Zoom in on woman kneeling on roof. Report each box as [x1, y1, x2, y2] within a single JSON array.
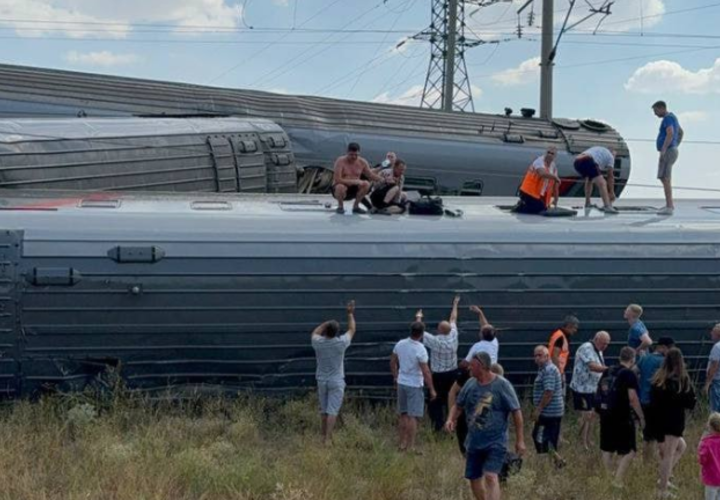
[[514, 147, 561, 215]]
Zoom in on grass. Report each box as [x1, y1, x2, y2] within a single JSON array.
[[0, 391, 708, 500]]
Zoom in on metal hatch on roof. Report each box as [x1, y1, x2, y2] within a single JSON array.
[[552, 118, 581, 130], [580, 119, 611, 133]]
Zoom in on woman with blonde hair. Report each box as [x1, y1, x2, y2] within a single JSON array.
[[650, 347, 697, 498]]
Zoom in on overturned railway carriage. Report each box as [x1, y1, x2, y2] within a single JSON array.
[[0, 191, 718, 397], [0, 118, 297, 193], [0, 63, 630, 197]]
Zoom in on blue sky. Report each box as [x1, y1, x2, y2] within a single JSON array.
[[0, 0, 718, 199]]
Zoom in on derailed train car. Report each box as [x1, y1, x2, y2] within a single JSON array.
[[0, 117, 297, 193], [0, 190, 718, 398], [0, 63, 631, 197]]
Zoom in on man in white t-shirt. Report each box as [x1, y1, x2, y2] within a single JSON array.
[[515, 147, 561, 214], [311, 300, 357, 444], [391, 321, 437, 452], [464, 305, 500, 365], [573, 146, 618, 214]]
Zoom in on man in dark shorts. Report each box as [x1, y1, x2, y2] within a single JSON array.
[[531, 346, 565, 468], [370, 158, 408, 213], [573, 146, 618, 214], [446, 352, 526, 500], [569, 331, 610, 450], [332, 142, 382, 214], [597, 346, 645, 486], [637, 336, 674, 461]]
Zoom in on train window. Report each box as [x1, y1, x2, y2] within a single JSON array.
[[460, 180, 484, 197], [79, 199, 121, 209], [404, 176, 438, 196], [190, 201, 233, 211]]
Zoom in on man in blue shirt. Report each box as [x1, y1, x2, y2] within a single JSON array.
[[446, 351, 526, 500], [636, 336, 674, 461], [625, 303, 652, 353], [652, 101, 684, 216]]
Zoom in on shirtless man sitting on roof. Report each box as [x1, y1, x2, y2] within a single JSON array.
[[332, 142, 382, 214]]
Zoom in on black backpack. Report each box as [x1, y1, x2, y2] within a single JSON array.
[[409, 196, 444, 216], [595, 365, 620, 414]]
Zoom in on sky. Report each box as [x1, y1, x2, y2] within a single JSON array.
[[0, 0, 718, 199]]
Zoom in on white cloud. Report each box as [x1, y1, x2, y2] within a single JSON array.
[[677, 111, 709, 124], [0, 0, 243, 38], [272, 0, 290, 6], [65, 50, 142, 67], [624, 59, 720, 95], [372, 84, 482, 108], [491, 57, 540, 86]]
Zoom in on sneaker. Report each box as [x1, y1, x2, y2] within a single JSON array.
[[335, 207, 345, 214], [601, 205, 619, 214], [352, 207, 367, 214], [657, 207, 674, 216]]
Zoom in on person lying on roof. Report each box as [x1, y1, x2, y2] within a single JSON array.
[[513, 147, 561, 215]]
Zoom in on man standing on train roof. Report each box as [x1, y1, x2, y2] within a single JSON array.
[[310, 300, 357, 445], [652, 100, 684, 216], [573, 146, 618, 214], [514, 147, 561, 214], [332, 142, 383, 215]]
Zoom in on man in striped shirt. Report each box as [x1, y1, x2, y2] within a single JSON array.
[[532, 345, 565, 468], [418, 295, 461, 432]]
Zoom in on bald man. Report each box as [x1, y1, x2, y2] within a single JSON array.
[[418, 295, 461, 432], [532, 346, 565, 467], [570, 331, 611, 450]]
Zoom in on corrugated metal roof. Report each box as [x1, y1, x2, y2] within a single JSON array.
[[0, 63, 628, 155], [0, 191, 718, 397]]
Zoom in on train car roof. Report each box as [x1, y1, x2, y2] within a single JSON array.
[[2, 191, 720, 249]]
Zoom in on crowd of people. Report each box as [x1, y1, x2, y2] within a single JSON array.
[[330, 100, 684, 218], [310, 300, 720, 500]]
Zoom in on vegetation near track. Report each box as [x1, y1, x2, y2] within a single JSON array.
[[0, 392, 708, 499]]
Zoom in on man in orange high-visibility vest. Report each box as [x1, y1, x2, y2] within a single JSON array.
[[548, 316, 580, 383], [514, 147, 561, 214]]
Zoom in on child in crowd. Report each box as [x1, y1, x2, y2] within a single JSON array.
[[699, 413, 720, 500]]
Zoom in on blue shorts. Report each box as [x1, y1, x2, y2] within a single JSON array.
[[711, 382, 720, 413], [465, 445, 506, 480]]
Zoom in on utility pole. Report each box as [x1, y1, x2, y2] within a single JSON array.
[[442, 0, 459, 112], [539, 0, 554, 120]]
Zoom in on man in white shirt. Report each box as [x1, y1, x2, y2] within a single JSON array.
[[418, 295, 461, 431], [464, 306, 500, 365], [573, 146, 618, 214], [515, 147, 561, 214], [391, 321, 437, 452], [311, 300, 357, 445]]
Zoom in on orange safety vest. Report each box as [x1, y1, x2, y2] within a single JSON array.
[[519, 161, 556, 207], [548, 329, 569, 374]]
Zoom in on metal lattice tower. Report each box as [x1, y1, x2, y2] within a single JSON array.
[[418, 0, 475, 112]]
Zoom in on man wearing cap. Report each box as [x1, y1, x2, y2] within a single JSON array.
[[652, 101, 684, 216], [636, 336, 675, 460], [446, 351, 526, 500]]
